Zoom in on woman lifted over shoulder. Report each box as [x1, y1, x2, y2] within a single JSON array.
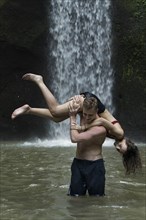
[[11, 73, 142, 174]]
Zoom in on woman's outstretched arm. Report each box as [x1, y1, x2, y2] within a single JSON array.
[[77, 117, 124, 140]]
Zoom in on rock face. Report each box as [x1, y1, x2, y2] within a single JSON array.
[[111, 0, 146, 142], [0, 0, 50, 140], [0, 0, 146, 142]]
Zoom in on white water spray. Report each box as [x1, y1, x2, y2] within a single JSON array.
[[47, 0, 114, 139]]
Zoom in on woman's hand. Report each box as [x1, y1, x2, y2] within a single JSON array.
[[69, 96, 81, 115]]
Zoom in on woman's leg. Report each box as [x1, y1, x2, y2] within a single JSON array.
[[22, 73, 75, 117], [11, 104, 68, 122], [11, 73, 83, 123]]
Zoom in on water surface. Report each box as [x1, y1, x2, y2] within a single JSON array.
[[0, 143, 145, 220]]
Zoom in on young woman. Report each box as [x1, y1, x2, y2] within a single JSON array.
[[11, 73, 142, 174]]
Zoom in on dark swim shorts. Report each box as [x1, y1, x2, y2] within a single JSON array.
[[68, 158, 106, 196], [80, 92, 106, 114]]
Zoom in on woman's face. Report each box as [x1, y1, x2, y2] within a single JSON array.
[[114, 139, 127, 154]]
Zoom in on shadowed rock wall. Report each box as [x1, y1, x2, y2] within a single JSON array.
[[111, 0, 146, 142], [0, 0, 51, 140]]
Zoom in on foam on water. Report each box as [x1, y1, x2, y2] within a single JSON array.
[[0, 138, 145, 148], [19, 137, 114, 148], [119, 181, 146, 186]]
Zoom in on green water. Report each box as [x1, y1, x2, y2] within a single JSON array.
[[0, 143, 145, 220]]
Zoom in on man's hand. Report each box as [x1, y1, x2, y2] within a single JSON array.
[[69, 95, 81, 115]]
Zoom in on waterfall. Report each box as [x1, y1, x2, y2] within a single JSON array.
[[47, 0, 114, 139]]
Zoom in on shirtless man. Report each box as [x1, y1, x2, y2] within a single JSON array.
[[68, 96, 106, 196]]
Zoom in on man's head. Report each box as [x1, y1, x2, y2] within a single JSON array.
[[114, 138, 142, 174], [82, 97, 98, 124]]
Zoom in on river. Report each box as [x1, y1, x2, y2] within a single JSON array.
[[0, 142, 145, 220]]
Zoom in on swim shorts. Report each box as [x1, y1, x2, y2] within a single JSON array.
[[80, 92, 105, 114], [68, 158, 105, 196]]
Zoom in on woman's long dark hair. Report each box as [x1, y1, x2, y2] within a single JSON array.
[[122, 138, 142, 174]]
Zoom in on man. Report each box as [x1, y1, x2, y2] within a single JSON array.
[[68, 96, 107, 196]]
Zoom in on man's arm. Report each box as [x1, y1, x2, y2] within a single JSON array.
[[70, 115, 106, 143], [81, 118, 124, 141]]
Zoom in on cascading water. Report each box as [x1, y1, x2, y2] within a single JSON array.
[[47, 0, 114, 140]]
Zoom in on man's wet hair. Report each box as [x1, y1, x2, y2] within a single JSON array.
[[80, 92, 105, 113], [83, 97, 98, 112]]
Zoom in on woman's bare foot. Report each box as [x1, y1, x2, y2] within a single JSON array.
[[22, 73, 43, 84], [11, 104, 30, 119]]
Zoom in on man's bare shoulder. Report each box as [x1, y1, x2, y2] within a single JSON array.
[[90, 124, 106, 131], [87, 125, 106, 136]]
